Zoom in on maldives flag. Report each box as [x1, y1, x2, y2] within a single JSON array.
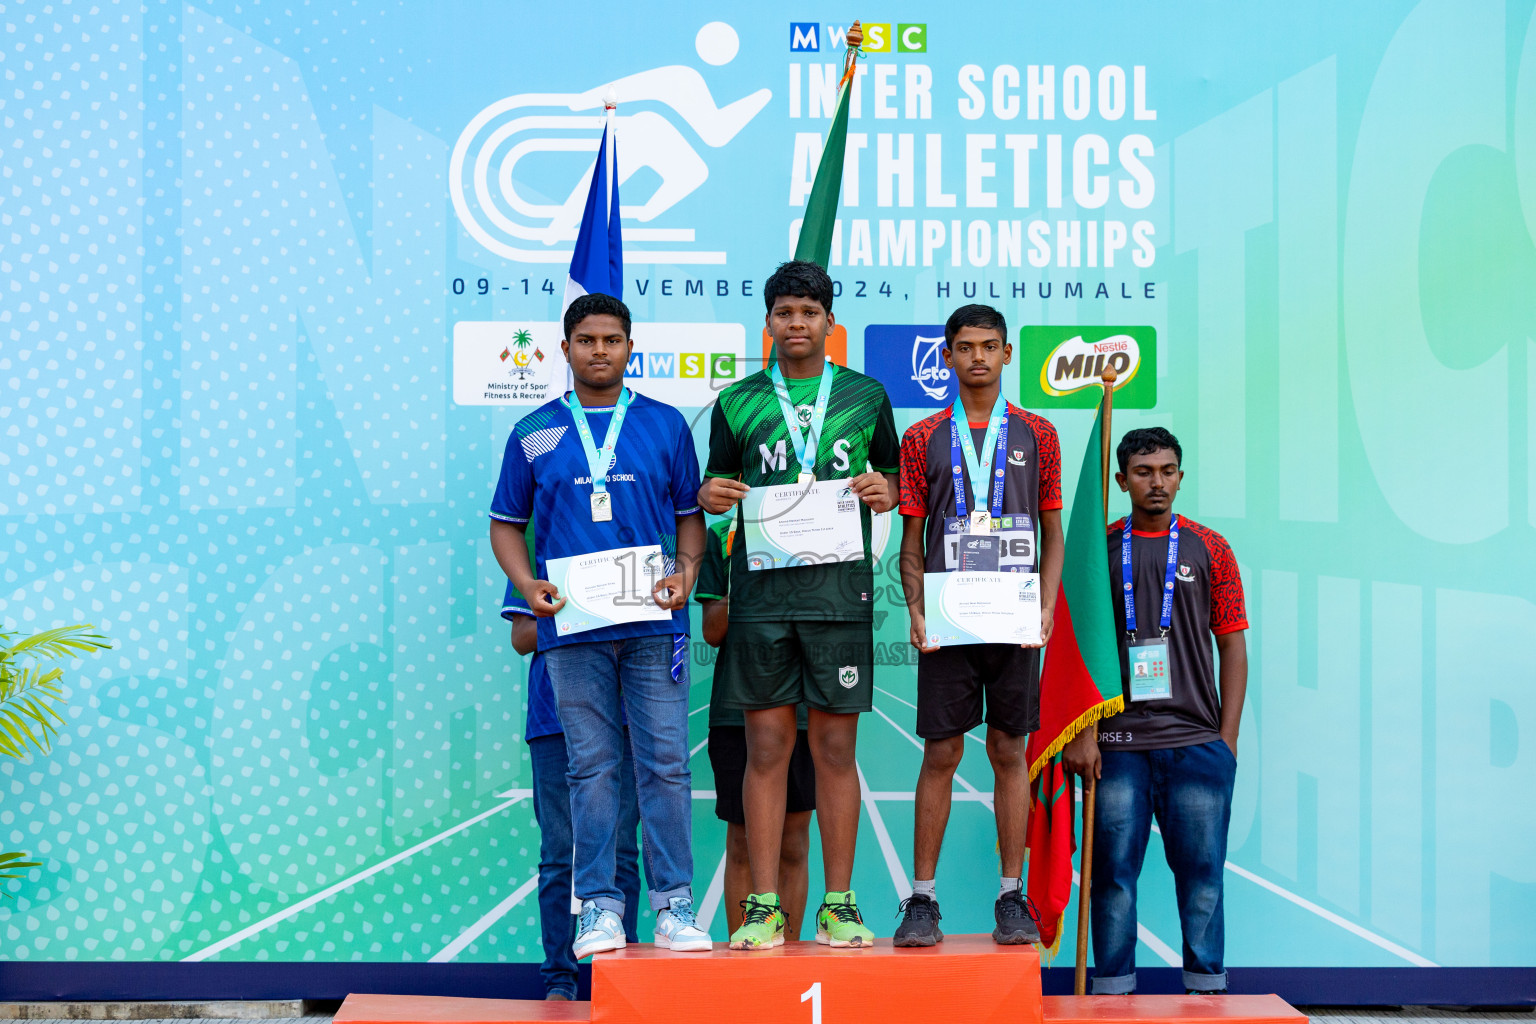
[[1025, 402, 1124, 952]]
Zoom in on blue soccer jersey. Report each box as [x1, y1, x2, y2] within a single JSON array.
[[501, 581, 562, 743], [490, 390, 701, 650]]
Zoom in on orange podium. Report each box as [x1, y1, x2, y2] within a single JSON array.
[[336, 939, 1307, 1024], [593, 934, 1039, 1024]]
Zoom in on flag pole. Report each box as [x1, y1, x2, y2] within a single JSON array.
[[602, 89, 617, 223], [1074, 363, 1119, 996]]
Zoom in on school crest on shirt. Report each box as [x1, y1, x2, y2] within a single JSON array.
[[1008, 447, 1028, 467], [838, 665, 859, 688], [1176, 562, 1196, 582]]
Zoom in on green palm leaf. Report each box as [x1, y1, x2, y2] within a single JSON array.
[[4, 625, 113, 660], [0, 624, 109, 760], [0, 851, 42, 898], [0, 623, 110, 897], [0, 665, 66, 758]]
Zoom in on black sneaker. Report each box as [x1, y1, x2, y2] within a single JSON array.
[[892, 893, 943, 947], [993, 886, 1041, 944]]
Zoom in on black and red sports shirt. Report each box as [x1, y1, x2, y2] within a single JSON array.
[[1097, 516, 1248, 751], [898, 402, 1062, 573]]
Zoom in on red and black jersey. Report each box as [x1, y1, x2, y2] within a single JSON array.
[[898, 402, 1062, 573], [1097, 516, 1248, 751]]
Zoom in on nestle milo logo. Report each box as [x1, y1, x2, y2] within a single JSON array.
[[1042, 334, 1143, 395], [1019, 326, 1157, 409]]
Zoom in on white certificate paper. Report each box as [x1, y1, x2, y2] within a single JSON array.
[[740, 478, 864, 571], [922, 571, 1042, 646], [547, 544, 671, 637]]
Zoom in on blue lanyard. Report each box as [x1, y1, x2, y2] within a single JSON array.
[[1122, 515, 1179, 638], [948, 396, 1008, 521], [565, 388, 633, 495], [770, 361, 835, 479]]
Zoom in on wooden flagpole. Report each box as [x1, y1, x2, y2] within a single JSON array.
[[1074, 363, 1118, 995]]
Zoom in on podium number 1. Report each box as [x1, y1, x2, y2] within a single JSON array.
[[800, 982, 822, 1024]]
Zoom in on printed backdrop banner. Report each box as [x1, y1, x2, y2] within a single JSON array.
[[0, 0, 1532, 971]]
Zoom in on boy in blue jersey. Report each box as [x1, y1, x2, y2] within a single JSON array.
[[503, 579, 643, 1000], [489, 293, 709, 958]]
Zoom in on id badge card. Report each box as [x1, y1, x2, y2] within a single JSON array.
[[942, 515, 1035, 572], [954, 533, 1002, 572], [1128, 639, 1172, 701]]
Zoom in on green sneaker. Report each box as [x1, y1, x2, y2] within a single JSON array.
[[729, 892, 786, 950], [816, 890, 875, 947]]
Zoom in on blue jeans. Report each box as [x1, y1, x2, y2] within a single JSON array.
[[544, 634, 692, 916], [528, 733, 642, 1000], [1090, 739, 1236, 994]]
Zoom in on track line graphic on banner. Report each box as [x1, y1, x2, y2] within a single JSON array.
[[449, 22, 770, 265]]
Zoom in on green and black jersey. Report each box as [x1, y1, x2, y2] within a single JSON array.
[[704, 365, 900, 622]]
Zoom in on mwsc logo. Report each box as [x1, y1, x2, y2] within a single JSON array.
[[1018, 326, 1158, 409], [625, 352, 738, 381], [625, 322, 747, 405], [789, 22, 926, 53]]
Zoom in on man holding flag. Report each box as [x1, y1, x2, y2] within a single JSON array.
[[1062, 427, 1249, 995]]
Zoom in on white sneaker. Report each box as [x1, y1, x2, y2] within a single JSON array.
[[653, 896, 712, 952], [573, 901, 626, 959]]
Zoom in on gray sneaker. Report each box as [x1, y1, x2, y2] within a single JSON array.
[[993, 886, 1040, 944], [893, 893, 943, 947]]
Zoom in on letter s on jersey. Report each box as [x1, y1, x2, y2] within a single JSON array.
[[832, 438, 851, 473]]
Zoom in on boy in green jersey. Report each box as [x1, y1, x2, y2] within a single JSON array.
[[698, 260, 900, 949], [696, 519, 816, 942]]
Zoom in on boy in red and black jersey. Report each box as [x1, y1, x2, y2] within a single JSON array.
[[1063, 427, 1249, 995], [894, 304, 1065, 946]]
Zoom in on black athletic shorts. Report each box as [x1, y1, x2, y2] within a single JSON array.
[[708, 725, 817, 826], [915, 644, 1040, 740]]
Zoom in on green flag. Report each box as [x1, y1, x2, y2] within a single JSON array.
[[793, 44, 858, 268], [1059, 406, 1124, 702], [1026, 402, 1124, 778]]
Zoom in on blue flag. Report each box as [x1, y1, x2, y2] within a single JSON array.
[[561, 123, 623, 315]]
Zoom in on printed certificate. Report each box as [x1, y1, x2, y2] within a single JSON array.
[[547, 544, 671, 637], [922, 571, 1042, 646], [740, 478, 864, 571]]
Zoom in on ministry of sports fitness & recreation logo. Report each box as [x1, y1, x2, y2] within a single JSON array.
[[449, 22, 770, 266], [499, 328, 544, 380]]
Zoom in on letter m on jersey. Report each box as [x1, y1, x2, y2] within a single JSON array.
[[759, 440, 788, 472]]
